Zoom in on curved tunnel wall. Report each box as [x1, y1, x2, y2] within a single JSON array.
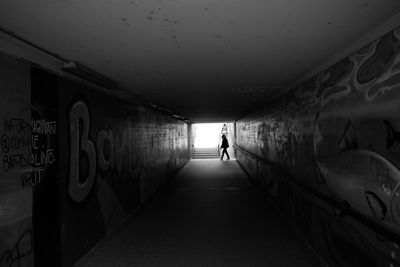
[[235, 26, 400, 267], [0, 52, 191, 267]]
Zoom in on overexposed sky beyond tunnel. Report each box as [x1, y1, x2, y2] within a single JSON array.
[[194, 123, 226, 148]]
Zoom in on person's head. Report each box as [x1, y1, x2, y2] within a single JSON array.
[[222, 134, 226, 139], [223, 124, 226, 126]]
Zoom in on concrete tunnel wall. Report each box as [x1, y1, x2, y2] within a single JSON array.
[[235, 26, 400, 267], [0, 52, 191, 267]]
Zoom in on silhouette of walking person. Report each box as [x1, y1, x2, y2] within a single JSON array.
[[220, 134, 230, 160]]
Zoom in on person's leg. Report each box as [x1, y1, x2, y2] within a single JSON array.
[[226, 149, 230, 160], [221, 148, 227, 160]]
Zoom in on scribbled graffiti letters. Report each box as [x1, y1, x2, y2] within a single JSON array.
[[20, 169, 44, 188], [1, 118, 31, 172]]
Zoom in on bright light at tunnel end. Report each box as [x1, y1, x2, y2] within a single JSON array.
[[193, 123, 226, 148]]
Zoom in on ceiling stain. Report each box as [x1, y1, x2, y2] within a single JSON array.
[[3, 0, 399, 123], [121, 18, 130, 26]]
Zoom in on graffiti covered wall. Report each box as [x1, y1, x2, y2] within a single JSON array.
[[0, 54, 61, 267], [0, 53, 33, 267], [1, 50, 190, 266], [236, 26, 400, 266], [58, 78, 190, 267]]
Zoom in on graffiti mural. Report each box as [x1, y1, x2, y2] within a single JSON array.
[[236, 26, 400, 266], [314, 112, 400, 228], [58, 78, 190, 267], [0, 47, 190, 266], [67, 100, 150, 204]]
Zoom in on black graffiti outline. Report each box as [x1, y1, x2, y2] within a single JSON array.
[[0, 228, 33, 267]]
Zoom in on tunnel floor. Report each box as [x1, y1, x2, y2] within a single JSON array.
[[76, 159, 325, 267]]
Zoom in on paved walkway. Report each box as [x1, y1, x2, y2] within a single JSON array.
[[77, 159, 325, 267]]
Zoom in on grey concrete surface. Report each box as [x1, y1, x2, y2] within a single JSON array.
[[76, 159, 324, 267]]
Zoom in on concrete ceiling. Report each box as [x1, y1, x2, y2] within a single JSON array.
[[1, 0, 400, 122]]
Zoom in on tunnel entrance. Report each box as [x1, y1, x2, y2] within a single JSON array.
[[192, 123, 234, 159]]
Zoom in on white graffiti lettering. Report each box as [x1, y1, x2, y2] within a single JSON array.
[[32, 120, 56, 135]]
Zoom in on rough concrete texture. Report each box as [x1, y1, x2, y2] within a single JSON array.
[[77, 159, 324, 267], [236, 26, 400, 266]]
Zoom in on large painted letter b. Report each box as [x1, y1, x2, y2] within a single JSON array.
[[68, 101, 96, 203]]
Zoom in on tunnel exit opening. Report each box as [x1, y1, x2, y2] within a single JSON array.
[[192, 123, 235, 159]]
